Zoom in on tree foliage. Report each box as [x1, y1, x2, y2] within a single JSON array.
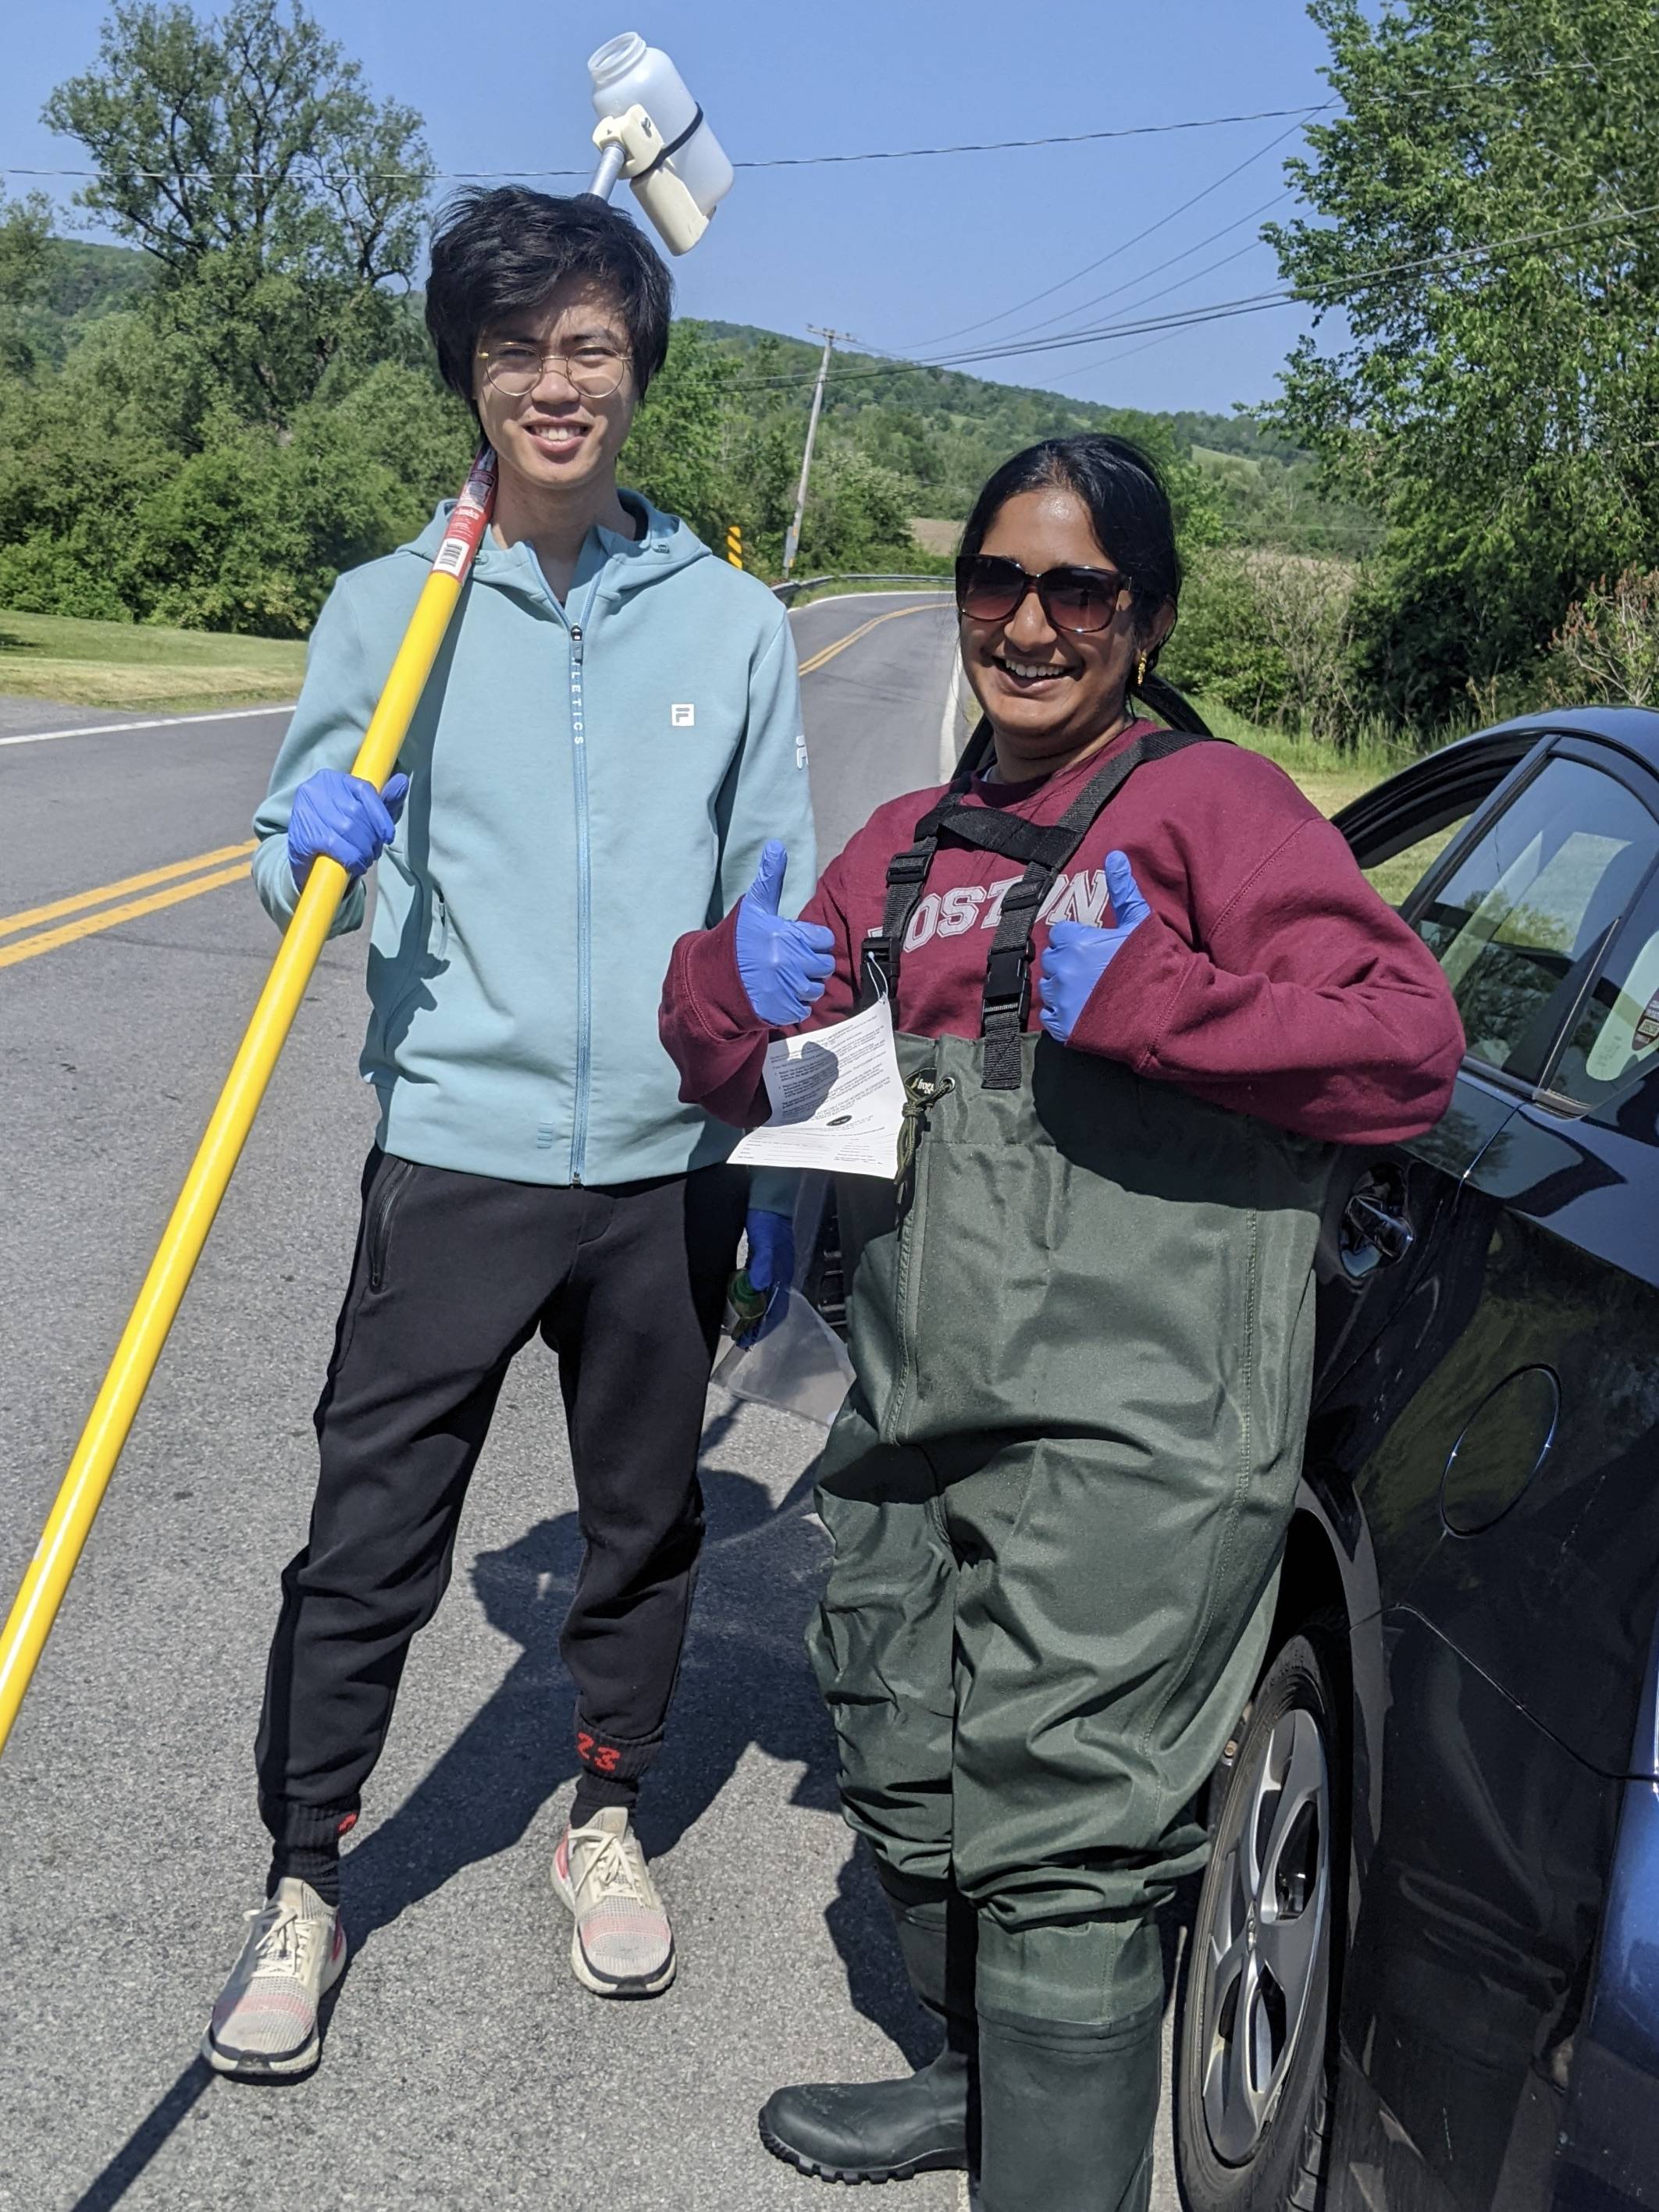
[[0, 192, 59, 374], [45, 0, 430, 425], [3, 0, 1377, 659], [1271, 0, 1659, 720]]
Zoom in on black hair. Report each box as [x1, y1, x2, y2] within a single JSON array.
[[958, 433, 1209, 737], [425, 186, 674, 416]]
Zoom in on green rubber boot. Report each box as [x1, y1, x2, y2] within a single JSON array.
[[975, 1997, 1162, 2212], [759, 1882, 978, 2185]]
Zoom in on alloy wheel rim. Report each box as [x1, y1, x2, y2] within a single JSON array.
[[1199, 1703, 1330, 2164]]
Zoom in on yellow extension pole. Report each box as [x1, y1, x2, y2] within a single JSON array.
[[0, 449, 499, 1759]]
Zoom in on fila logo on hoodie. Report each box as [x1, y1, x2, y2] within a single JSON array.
[[901, 870, 1113, 953]]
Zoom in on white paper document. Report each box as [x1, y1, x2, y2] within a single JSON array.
[[730, 995, 906, 1178]]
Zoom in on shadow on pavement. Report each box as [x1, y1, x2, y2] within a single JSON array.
[[68, 2057, 215, 2212], [333, 1435, 930, 2058], [73, 1416, 1209, 2204]]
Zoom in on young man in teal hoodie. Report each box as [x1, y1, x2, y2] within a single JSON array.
[[204, 187, 816, 2079]]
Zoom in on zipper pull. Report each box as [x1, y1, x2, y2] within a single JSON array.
[[570, 623, 583, 653], [895, 1070, 954, 1185]]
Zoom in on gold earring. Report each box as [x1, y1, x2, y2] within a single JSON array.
[[1134, 652, 1148, 687]]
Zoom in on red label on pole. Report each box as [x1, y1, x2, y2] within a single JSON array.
[[431, 448, 498, 580]]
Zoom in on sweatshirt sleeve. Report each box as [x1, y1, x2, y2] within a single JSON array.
[[249, 578, 377, 938], [710, 610, 817, 923], [1066, 813, 1465, 1146], [660, 846, 862, 1129]]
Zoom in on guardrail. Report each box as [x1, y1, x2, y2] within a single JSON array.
[[771, 571, 952, 606]]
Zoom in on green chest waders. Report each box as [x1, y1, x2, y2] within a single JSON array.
[[804, 733, 1334, 2210]]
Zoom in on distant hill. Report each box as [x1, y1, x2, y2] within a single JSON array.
[[20, 241, 1373, 557], [693, 322, 1375, 555]]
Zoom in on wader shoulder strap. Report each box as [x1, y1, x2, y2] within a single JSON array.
[[861, 724, 1220, 1079], [860, 717, 988, 1005], [977, 726, 1219, 1087], [862, 717, 1113, 1005]]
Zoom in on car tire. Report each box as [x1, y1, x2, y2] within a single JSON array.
[[1176, 1615, 1347, 2212]]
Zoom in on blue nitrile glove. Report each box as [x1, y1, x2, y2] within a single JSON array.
[[736, 1205, 796, 1347], [1037, 850, 1152, 1044], [734, 841, 835, 1026], [287, 768, 410, 890]]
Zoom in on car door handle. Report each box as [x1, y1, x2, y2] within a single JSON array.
[[1340, 1189, 1415, 1280]]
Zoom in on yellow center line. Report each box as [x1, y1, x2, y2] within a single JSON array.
[[0, 862, 254, 971], [796, 600, 942, 677], [6, 600, 944, 970], [0, 841, 256, 941]]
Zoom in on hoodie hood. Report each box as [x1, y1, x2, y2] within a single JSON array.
[[404, 488, 710, 605]]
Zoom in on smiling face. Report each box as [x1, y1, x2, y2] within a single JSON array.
[[960, 485, 1173, 781], [472, 276, 638, 510]]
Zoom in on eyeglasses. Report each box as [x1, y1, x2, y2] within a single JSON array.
[[476, 341, 631, 400], [955, 553, 1130, 635]]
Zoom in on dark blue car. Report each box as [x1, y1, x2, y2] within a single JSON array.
[[1175, 708, 1659, 2212]]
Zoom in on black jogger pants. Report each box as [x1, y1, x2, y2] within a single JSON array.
[[255, 1148, 746, 1857]]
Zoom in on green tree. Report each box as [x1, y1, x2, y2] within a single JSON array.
[[0, 191, 58, 374], [44, 0, 431, 428], [1271, 0, 1659, 720], [622, 321, 742, 546]]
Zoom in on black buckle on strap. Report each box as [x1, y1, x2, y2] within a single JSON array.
[[862, 940, 895, 1003], [982, 944, 1032, 1014], [885, 849, 931, 890]]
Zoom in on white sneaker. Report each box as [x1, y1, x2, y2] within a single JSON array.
[[202, 1877, 347, 2078], [551, 1808, 675, 1997]]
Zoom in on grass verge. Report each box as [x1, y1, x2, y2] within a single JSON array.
[[0, 609, 304, 713], [1194, 699, 1449, 906]]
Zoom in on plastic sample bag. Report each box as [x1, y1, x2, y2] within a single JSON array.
[[713, 1289, 854, 1428]]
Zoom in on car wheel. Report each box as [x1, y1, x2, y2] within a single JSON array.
[[1176, 1617, 1347, 2212]]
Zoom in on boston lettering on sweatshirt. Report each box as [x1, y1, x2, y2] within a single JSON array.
[[661, 720, 1465, 1150]]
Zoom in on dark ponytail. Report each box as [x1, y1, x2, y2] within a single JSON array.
[[1134, 668, 1211, 735], [959, 433, 1211, 739]]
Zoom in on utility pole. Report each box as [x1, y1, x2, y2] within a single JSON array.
[[781, 325, 849, 581]]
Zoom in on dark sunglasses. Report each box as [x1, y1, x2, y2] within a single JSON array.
[[955, 553, 1130, 635]]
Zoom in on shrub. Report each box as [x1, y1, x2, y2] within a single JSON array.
[[1543, 569, 1659, 709], [1165, 548, 1358, 741], [0, 531, 130, 620]]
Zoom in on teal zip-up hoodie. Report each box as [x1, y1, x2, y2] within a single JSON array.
[[251, 492, 814, 1189]]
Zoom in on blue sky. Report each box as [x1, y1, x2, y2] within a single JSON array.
[[2, 0, 1337, 416]]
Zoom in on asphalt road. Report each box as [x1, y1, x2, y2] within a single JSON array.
[[0, 592, 1185, 2212]]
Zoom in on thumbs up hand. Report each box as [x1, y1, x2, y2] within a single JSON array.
[[734, 841, 837, 1026], [1037, 851, 1152, 1044]]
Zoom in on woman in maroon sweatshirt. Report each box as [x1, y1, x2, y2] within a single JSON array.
[[661, 436, 1462, 2210]]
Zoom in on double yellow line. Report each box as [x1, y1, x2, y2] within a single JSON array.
[[2, 599, 939, 973], [0, 841, 255, 971], [796, 599, 941, 677]]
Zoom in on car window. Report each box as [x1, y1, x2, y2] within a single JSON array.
[[1413, 757, 1659, 1083], [1362, 817, 1472, 910], [1550, 877, 1659, 1108]]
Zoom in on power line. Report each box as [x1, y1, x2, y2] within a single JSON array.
[[902, 119, 1307, 349], [2, 49, 1637, 191], [728, 198, 1659, 391], [858, 42, 1642, 357], [0, 106, 1329, 189], [1070, 227, 1280, 332], [994, 187, 1292, 348]]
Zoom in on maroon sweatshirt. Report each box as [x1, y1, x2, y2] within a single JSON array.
[[661, 723, 1465, 1148]]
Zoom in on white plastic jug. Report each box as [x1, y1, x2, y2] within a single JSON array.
[[588, 32, 734, 220]]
